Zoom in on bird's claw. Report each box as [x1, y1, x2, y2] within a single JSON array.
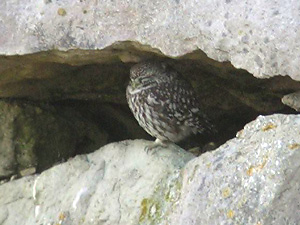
[[144, 139, 169, 154], [144, 143, 160, 154]]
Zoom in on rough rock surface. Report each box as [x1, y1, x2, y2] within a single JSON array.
[[282, 91, 300, 111], [1, 0, 300, 80], [0, 114, 299, 225], [167, 114, 300, 225], [0, 140, 194, 225], [0, 100, 108, 179]]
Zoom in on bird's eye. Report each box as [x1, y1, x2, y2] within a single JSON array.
[[138, 76, 156, 86], [139, 76, 148, 83]]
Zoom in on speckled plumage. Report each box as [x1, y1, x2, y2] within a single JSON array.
[[126, 61, 214, 143]]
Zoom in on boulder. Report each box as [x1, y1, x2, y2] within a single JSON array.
[[167, 114, 300, 225], [282, 91, 300, 111], [0, 114, 299, 224], [0, 140, 194, 225]]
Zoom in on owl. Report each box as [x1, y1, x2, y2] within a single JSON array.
[[126, 61, 214, 147]]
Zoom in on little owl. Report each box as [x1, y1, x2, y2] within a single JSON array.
[[126, 61, 214, 147]]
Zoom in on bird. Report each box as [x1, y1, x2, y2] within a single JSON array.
[[126, 60, 214, 149]]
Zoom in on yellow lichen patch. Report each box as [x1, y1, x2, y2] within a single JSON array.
[[262, 123, 277, 131], [247, 156, 268, 176], [227, 209, 235, 219], [258, 155, 268, 170], [139, 199, 149, 222], [165, 180, 182, 202], [247, 166, 254, 176], [58, 212, 66, 221], [139, 198, 161, 223], [57, 8, 67, 16], [238, 30, 244, 35], [206, 162, 211, 168], [222, 187, 231, 198], [288, 143, 300, 150]]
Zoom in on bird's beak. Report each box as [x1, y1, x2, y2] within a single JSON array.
[[130, 78, 139, 89]]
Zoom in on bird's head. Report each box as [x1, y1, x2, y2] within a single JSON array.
[[129, 61, 178, 89]]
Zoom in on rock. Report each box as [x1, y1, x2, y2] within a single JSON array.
[[1, 1, 299, 154], [0, 59, 131, 101], [1, 0, 300, 80], [0, 114, 299, 224], [282, 91, 300, 111], [167, 114, 300, 225], [19, 167, 36, 177], [0, 140, 194, 225], [0, 1, 299, 161], [0, 100, 108, 179]]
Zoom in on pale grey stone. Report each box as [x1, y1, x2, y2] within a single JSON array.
[[167, 114, 300, 225], [282, 91, 300, 111], [0, 115, 299, 225], [0, 0, 300, 80], [19, 167, 36, 177], [0, 140, 194, 225]]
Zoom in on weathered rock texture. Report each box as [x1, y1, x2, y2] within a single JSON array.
[[0, 114, 299, 225], [0, 0, 299, 222], [167, 114, 300, 225], [1, 0, 299, 163], [0, 100, 108, 179], [1, 54, 298, 161], [1, 0, 300, 80], [0, 140, 194, 225], [282, 91, 300, 111]]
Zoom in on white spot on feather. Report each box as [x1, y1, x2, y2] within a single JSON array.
[[147, 94, 158, 104], [191, 108, 199, 113]]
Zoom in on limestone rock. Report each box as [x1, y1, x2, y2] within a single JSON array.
[[0, 0, 300, 80], [0, 114, 299, 224], [0, 140, 194, 225], [167, 114, 300, 225], [282, 91, 300, 111]]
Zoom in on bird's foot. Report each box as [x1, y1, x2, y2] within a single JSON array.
[[144, 139, 170, 154]]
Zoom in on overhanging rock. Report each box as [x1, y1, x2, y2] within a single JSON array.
[[1, 0, 300, 80]]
